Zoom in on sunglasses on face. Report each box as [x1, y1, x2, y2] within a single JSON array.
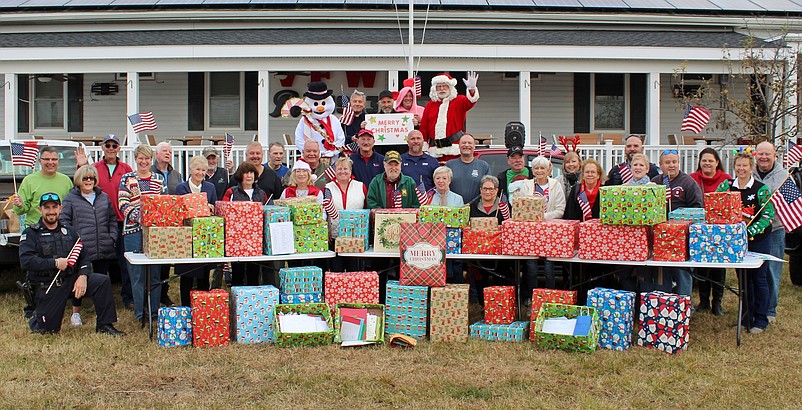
[[82, 176, 97, 182], [104, 143, 119, 149]]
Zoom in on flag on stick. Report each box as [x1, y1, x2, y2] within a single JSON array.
[[322, 188, 339, 220], [619, 162, 633, 184], [770, 178, 802, 232], [393, 188, 403, 208], [680, 105, 710, 134], [128, 112, 158, 133], [416, 179, 431, 206], [498, 192, 511, 220], [340, 91, 354, 126], [539, 134, 547, 156], [46, 239, 83, 295], [223, 133, 234, 160], [578, 191, 592, 221], [10, 141, 39, 169], [785, 141, 802, 167]]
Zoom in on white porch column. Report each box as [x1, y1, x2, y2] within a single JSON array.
[[388, 70, 399, 91], [519, 71, 531, 144], [4, 74, 17, 141], [258, 70, 270, 146], [125, 72, 139, 146], [647, 72, 661, 145]]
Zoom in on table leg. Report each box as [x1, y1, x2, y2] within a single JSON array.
[[515, 260, 522, 321], [146, 266, 153, 341], [737, 268, 743, 348]]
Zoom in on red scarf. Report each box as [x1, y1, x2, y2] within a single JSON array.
[[283, 185, 321, 198], [581, 181, 600, 207], [695, 169, 729, 194], [304, 117, 336, 151]]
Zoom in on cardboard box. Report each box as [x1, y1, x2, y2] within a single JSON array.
[[689, 222, 747, 263], [653, 221, 691, 262], [273, 196, 318, 207], [399, 222, 446, 287], [184, 216, 224, 258], [0, 201, 20, 233], [529, 289, 578, 341], [483, 285, 517, 325], [512, 196, 545, 222], [429, 284, 470, 343], [637, 291, 691, 355], [373, 209, 419, 253], [215, 201, 263, 257], [586, 287, 635, 351], [142, 226, 192, 259], [157, 307, 192, 348], [418, 205, 470, 228], [338, 209, 370, 249], [704, 191, 743, 224], [333, 303, 386, 343], [279, 266, 323, 295], [190, 289, 230, 348], [334, 236, 366, 253], [578, 220, 650, 261], [231, 285, 280, 344], [533, 303, 600, 353], [273, 303, 334, 347], [469, 217, 498, 231], [469, 321, 529, 342], [599, 185, 667, 226]]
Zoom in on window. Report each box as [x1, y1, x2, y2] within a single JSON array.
[[208, 72, 242, 129], [593, 73, 626, 131], [33, 79, 65, 129]]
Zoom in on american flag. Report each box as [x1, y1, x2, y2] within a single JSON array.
[[785, 141, 802, 167], [223, 133, 234, 159], [128, 112, 158, 133], [619, 162, 634, 184], [342, 141, 358, 155], [535, 183, 549, 200], [663, 175, 672, 200], [770, 178, 802, 231], [322, 188, 339, 220], [393, 188, 403, 208], [10, 141, 39, 168], [680, 105, 710, 135], [549, 144, 563, 157], [539, 134, 547, 156], [324, 162, 337, 182], [138, 178, 164, 195], [416, 179, 431, 206], [66, 240, 83, 267], [578, 191, 592, 221], [340, 91, 354, 126], [498, 192, 511, 220], [414, 76, 422, 97]]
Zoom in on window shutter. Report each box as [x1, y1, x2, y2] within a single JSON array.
[[67, 74, 83, 132], [244, 72, 257, 131], [630, 74, 647, 134], [574, 73, 590, 133], [17, 75, 29, 133], [188, 72, 204, 131]]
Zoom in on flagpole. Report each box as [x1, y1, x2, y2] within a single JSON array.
[[46, 238, 82, 295], [408, 0, 414, 79], [8, 142, 18, 194]]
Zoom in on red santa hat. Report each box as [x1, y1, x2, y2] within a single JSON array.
[[431, 73, 457, 87]]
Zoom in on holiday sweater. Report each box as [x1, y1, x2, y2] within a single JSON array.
[[716, 177, 774, 241]]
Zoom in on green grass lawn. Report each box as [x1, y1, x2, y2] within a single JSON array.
[[1, 264, 801, 409]]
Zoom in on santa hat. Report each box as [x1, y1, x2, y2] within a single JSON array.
[[431, 73, 457, 87]]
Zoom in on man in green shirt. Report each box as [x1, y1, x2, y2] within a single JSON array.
[[496, 145, 532, 199], [12, 146, 73, 227]]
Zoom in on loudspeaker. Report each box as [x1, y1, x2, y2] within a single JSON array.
[[504, 121, 525, 148]]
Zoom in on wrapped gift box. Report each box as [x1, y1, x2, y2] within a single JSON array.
[[429, 284, 470, 343], [578, 220, 650, 261], [502, 219, 579, 258], [446, 228, 462, 255], [529, 289, 578, 341], [704, 191, 742, 224], [231, 285, 280, 344], [599, 185, 667, 226], [335, 236, 366, 253], [157, 307, 192, 348], [279, 266, 323, 295], [273, 303, 334, 347], [215, 201, 263, 257], [483, 286, 517, 325], [180, 192, 212, 219], [273, 196, 318, 207], [653, 221, 691, 262], [399, 222, 446, 287], [469, 321, 529, 342], [586, 287, 635, 351], [418, 205, 470, 228], [280, 292, 322, 304], [637, 291, 691, 355], [669, 207, 705, 223], [462, 227, 501, 255], [338, 209, 370, 249], [373, 209, 419, 253], [512, 196, 545, 222], [470, 217, 498, 231], [333, 303, 386, 343], [143, 226, 192, 259], [294, 221, 328, 253], [190, 289, 230, 348], [501, 220, 538, 256], [141, 194, 182, 227], [533, 303, 600, 353], [184, 216, 224, 258], [289, 202, 324, 225], [262, 205, 292, 255], [689, 222, 747, 263], [385, 280, 428, 340], [324, 271, 380, 308]]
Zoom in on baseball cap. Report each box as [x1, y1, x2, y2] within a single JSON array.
[[357, 129, 374, 139], [103, 134, 121, 144], [202, 147, 220, 158], [39, 192, 61, 206], [384, 151, 402, 164], [378, 90, 394, 100], [507, 146, 524, 157]]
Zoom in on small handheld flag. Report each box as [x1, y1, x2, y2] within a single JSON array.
[[498, 192, 511, 220], [578, 191, 592, 221], [416, 179, 431, 206], [619, 162, 633, 184], [770, 178, 802, 232], [128, 112, 158, 133], [340, 91, 354, 126], [539, 134, 547, 156], [393, 188, 403, 208], [324, 162, 337, 182], [223, 133, 235, 159], [322, 188, 338, 220], [10, 141, 39, 169], [46, 239, 83, 295], [785, 141, 802, 168]]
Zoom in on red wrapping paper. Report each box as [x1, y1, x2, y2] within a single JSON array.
[[653, 221, 691, 262], [190, 289, 230, 348], [141, 195, 182, 226], [704, 192, 742, 224], [529, 288, 577, 341], [483, 286, 517, 324], [324, 271, 380, 308], [529, 219, 580, 258], [215, 201, 264, 257], [501, 220, 538, 256], [399, 222, 447, 287], [462, 227, 501, 254], [578, 219, 650, 261], [180, 192, 212, 219]]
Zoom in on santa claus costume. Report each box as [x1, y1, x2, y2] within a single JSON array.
[[419, 72, 479, 158]]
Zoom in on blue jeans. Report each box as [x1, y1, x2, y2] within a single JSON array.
[[526, 259, 556, 298], [116, 221, 133, 306], [748, 237, 772, 329], [766, 229, 785, 317], [124, 231, 161, 320], [663, 267, 692, 296], [446, 260, 464, 284]]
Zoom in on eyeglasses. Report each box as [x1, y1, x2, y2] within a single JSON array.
[[82, 176, 97, 182], [480, 187, 498, 191], [662, 149, 679, 155], [40, 193, 60, 202], [104, 143, 119, 149]]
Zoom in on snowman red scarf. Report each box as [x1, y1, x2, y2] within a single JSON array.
[[303, 115, 337, 152]]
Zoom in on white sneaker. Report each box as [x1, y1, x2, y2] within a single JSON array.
[[70, 313, 83, 327], [768, 316, 777, 324]]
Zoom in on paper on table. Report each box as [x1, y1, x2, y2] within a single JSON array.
[[269, 221, 296, 255], [541, 317, 577, 335]]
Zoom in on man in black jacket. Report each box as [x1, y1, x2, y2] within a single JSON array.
[[607, 135, 661, 185], [19, 192, 123, 336]]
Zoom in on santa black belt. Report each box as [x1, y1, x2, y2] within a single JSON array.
[[433, 131, 464, 148]]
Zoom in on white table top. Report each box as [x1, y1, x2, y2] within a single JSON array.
[[337, 248, 541, 260], [124, 251, 335, 265]]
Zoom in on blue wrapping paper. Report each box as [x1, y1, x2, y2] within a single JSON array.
[[446, 228, 462, 254], [338, 209, 370, 249], [279, 266, 323, 295], [669, 207, 706, 224], [586, 287, 635, 351], [385, 280, 428, 340], [232, 285, 280, 344], [158, 307, 192, 347], [263, 205, 292, 255], [280, 292, 323, 304], [689, 222, 747, 263], [469, 321, 529, 342]]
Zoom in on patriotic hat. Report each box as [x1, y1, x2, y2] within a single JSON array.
[[304, 82, 333, 100], [431, 73, 457, 87], [39, 192, 61, 206]]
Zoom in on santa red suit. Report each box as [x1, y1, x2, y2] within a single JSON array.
[[419, 73, 479, 157]]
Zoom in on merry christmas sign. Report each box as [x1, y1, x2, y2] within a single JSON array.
[[364, 113, 415, 144], [399, 222, 447, 287]]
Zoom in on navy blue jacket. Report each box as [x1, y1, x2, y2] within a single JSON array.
[[175, 180, 217, 205], [401, 152, 439, 191], [349, 151, 384, 185]]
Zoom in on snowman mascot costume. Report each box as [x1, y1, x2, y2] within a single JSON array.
[[294, 81, 347, 159], [419, 72, 479, 158]]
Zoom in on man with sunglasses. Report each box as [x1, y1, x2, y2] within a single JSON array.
[[76, 135, 135, 309], [652, 149, 703, 297], [19, 192, 124, 336], [606, 135, 661, 186], [12, 146, 73, 228]]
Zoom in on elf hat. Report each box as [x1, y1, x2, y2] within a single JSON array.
[[431, 73, 457, 87]]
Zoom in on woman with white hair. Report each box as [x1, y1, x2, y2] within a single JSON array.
[[325, 156, 367, 272], [431, 166, 464, 206], [281, 160, 323, 202]]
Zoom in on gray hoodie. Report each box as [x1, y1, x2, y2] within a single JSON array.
[[753, 160, 788, 231]]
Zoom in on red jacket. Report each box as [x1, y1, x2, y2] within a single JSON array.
[[93, 157, 133, 221]]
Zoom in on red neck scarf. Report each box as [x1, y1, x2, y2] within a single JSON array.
[[581, 181, 600, 206]]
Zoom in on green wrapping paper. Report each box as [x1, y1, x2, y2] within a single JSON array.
[[599, 185, 667, 226], [273, 303, 334, 347], [418, 205, 470, 228], [533, 303, 600, 353], [184, 217, 224, 258], [294, 221, 329, 253], [289, 202, 324, 225]]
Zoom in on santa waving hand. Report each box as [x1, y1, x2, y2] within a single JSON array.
[[419, 72, 480, 158]]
